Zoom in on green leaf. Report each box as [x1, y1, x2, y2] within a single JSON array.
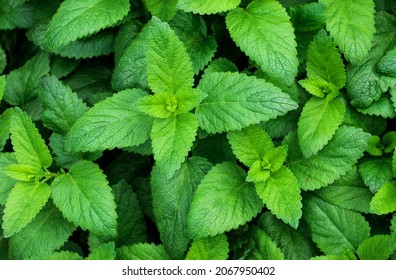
[[377, 48, 396, 77], [147, 17, 193, 95], [3, 164, 41, 182], [0, 153, 18, 205], [304, 195, 371, 255], [298, 79, 338, 98], [256, 167, 302, 229], [11, 108, 52, 168], [177, 0, 240, 15], [311, 249, 357, 260], [87, 242, 116, 260], [113, 19, 142, 63], [359, 157, 393, 193], [204, 58, 238, 74], [117, 243, 170, 260], [113, 180, 147, 246], [320, 0, 375, 64], [192, 133, 236, 165], [393, 150, 396, 177], [143, 0, 178, 21], [0, 75, 5, 101], [187, 162, 263, 239], [383, 132, 396, 153], [50, 56, 80, 79], [65, 89, 153, 152], [226, 0, 298, 86], [9, 202, 76, 259], [151, 113, 198, 175], [248, 229, 285, 260], [151, 157, 211, 259], [39, 76, 88, 134], [44, 0, 130, 50], [315, 167, 373, 213], [3, 52, 50, 106], [370, 181, 396, 215], [0, 108, 13, 150], [0, 48, 5, 74], [346, 12, 396, 108], [288, 126, 370, 191], [50, 160, 117, 241], [227, 125, 274, 168], [41, 251, 83, 260], [298, 96, 346, 158], [196, 72, 298, 133], [0, 0, 35, 30], [186, 235, 229, 260], [3, 181, 51, 237], [357, 95, 396, 119], [357, 235, 396, 260]]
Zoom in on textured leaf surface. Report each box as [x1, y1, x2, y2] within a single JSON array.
[[298, 97, 345, 158], [0, 153, 17, 205], [196, 72, 298, 133], [320, 0, 375, 64], [370, 181, 396, 215], [0, 108, 13, 150], [3, 181, 50, 237], [45, 0, 130, 50], [143, 0, 177, 21], [187, 162, 263, 239], [357, 235, 396, 260], [65, 89, 153, 152], [87, 242, 116, 260], [288, 126, 370, 190], [256, 167, 302, 229], [117, 243, 170, 260], [50, 160, 117, 241], [0, 0, 35, 30], [3, 164, 40, 182], [359, 157, 393, 193], [248, 229, 284, 260], [304, 195, 370, 254], [186, 234, 229, 260], [11, 108, 52, 168], [151, 157, 212, 259], [226, 0, 298, 86], [178, 0, 240, 15]]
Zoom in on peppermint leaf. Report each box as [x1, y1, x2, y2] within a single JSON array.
[[370, 181, 396, 215], [357, 235, 396, 260], [186, 234, 229, 260], [359, 157, 393, 193], [248, 229, 285, 260]]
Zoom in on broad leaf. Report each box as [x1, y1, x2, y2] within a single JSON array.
[[117, 243, 170, 260], [370, 181, 396, 215], [304, 195, 371, 255], [3, 164, 41, 182], [226, 0, 298, 86], [357, 95, 396, 119], [44, 0, 130, 50], [178, 0, 240, 15], [357, 235, 396, 260], [196, 72, 298, 133], [377, 48, 396, 77], [359, 157, 393, 193], [86, 242, 116, 260], [65, 89, 153, 152], [248, 229, 285, 260], [0, 0, 35, 30], [50, 160, 118, 241], [3, 181, 51, 237], [0, 153, 18, 205], [185, 234, 229, 260], [187, 162, 263, 239], [143, 0, 178, 21]]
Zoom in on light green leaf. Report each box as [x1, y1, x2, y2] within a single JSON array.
[[0, 108, 13, 150], [186, 235, 228, 260], [151, 157, 212, 259], [11, 108, 52, 168], [298, 78, 338, 98], [147, 17, 193, 95], [196, 72, 298, 133], [175, 89, 206, 115], [50, 160, 117, 241], [256, 167, 302, 229], [298, 96, 345, 158], [227, 125, 274, 168], [357, 235, 396, 260], [44, 0, 130, 50], [178, 0, 240, 15], [9, 202, 76, 259], [288, 126, 370, 190], [3, 181, 50, 237], [187, 162, 263, 239], [65, 89, 153, 152], [117, 243, 170, 260], [204, 58, 238, 74], [359, 157, 393, 193], [151, 113, 198, 175], [248, 229, 284, 260], [304, 195, 371, 255], [311, 249, 357, 260], [41, 251, 83, 260], [143, 0, 178, 21], [320, 0, 375, 64], [87, 242, 116, 260], [39, 76, 88, 134], [370, 181, 396, 215], [0, 153, 18, 205], [3, 164, 41, 182], [226, 0, 298, 86]]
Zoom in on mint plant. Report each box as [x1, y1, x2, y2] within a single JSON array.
[[1, 0, 396, 260]]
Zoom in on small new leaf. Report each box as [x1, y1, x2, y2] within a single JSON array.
[[3, 164, 41, 182]]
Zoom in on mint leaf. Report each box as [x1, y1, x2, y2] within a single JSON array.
[[117, 243, 170, 260], [288, 126, 370, 190], [227, 125, 274, 168], [187, 162, 263, 239], [151, 157, 212, 259], [311, 249, 357, 260], [44, 0, 130, 50], [186, 234, 229, 260], [86, 242, 116, 260], [0, 0, 34, 30], [50, 160, 117, 241], [178, 0, 240, 15], [359, 157, 393, 192], [142, 0, 178, 21], [151, 113, 198, 175], [357, 95, 396, 119], [298, 97, 345, 158], [196, 72, 298, 133], [3, 164, 41, 182], [370, 181, 396, 215], [256, 167, 302, 229], [11, 108, 52, 168], [248, 229, 285, 260], [0, 153, 17, 205], [65, 89, 153, 152], [0, 48, 5, 74], [320, 0, 375, 64], [3, 181, 50, 237], [226, 0, 298, 86], [298, 79, 338, 98], [377, 48, 396, 77], [41, 251, 83, 260], [357, 235, 396, 260], [9, 202, 76, 259], [0, 108, 13, 150]]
